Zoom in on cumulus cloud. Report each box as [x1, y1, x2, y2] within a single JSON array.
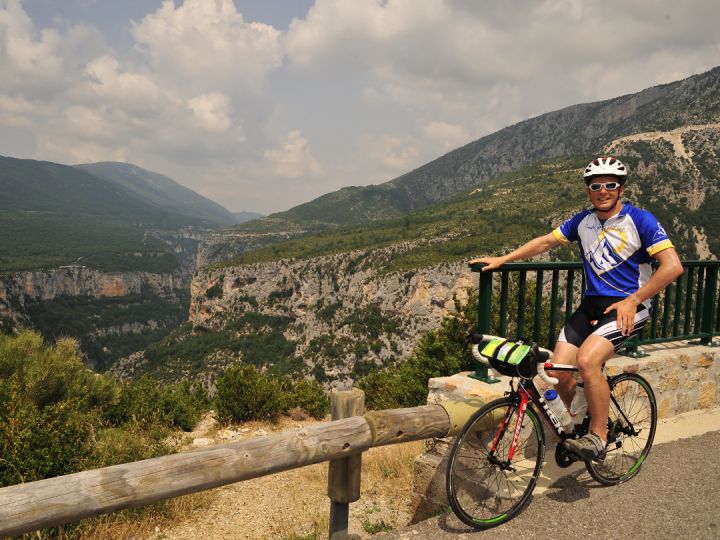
[[187, 93, 234, 134], [1, 0, 719, 213], [131, 0, 282, 95], [362, 133, 421, 171], [264, 130, 321, 178], [423, 121, 470, 150], [287, 0, 720, 125]]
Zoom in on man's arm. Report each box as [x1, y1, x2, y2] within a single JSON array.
[[604, 247, 684, 336], [468, 232, 562, 271]]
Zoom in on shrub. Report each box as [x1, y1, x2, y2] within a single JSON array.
[[284, 379, 329, 419], [0, 331, 116, 487], [215, 364, 287, 422], [103, 375, 208, 432]]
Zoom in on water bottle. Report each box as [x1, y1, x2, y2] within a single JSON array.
[[570, 383, 587, 426], [543, 388, 572, 430]]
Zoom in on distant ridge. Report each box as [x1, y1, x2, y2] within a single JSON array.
[[0, 156, 222, 272], [233, 211, 264, 223], [249, 65, 720, 230], [76, 162, 238, 227]]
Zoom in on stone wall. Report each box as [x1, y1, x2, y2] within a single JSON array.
[[410, 342, 719, 522]]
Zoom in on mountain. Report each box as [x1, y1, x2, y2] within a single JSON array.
[[240, 65, 720, 232], [0, 156, 222, 370], [233, 211, 264, 223], [76, 162, 238, 227], [131, 120, 720, 385], [0, 155, 218, 273]]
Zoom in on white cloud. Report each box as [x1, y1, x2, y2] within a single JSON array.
[[363, 134, 421, 171], [131, 0, 283, 94], [1, 0, 720, 214], [423, 121, 470, 150], [187, 93, 234, 134], [264, 130, 321, 178]]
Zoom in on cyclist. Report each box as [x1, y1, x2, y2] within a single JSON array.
[[469, 156, 683, 460]]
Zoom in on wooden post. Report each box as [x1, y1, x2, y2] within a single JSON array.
[[327, 388, 365, 540]]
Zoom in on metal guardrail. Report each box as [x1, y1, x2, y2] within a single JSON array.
[[470, 260, 719, 377]]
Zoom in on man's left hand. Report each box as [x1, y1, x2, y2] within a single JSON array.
[[604, 295, 641, 336]]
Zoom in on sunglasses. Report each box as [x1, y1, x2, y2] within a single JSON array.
[[587, 181, 621, 192]]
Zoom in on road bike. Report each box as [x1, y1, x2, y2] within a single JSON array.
[[445, 332, 657, 529]]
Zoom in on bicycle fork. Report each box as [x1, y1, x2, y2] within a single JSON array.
[[488, 392, 530, 471]]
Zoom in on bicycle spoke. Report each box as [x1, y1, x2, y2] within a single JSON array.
[[447, 399, 544, 528], [587, 374, 657, 485]]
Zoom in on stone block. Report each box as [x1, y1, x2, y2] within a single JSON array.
[[696, 354, 715, 368], [676, 392, 691, 414], [698, 381, 717, 409], [622, 364, 640, 374], [658, 398, 672, 419], [657, 368, 681, 391], [410, 453, 448, 523]]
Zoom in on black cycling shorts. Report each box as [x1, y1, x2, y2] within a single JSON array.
[[558, 295, 650, 352]]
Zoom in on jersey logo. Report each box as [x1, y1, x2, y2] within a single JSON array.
[[652, 224, 668, 242]]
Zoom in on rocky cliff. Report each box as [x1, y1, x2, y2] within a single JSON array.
[[0, 266, 183, 328], [171, 243, 477, 385]]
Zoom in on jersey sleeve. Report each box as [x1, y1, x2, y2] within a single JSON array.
[[635, 210, 674, 256], [553, 210, 589, 244]]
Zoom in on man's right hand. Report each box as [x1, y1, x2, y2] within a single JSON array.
[[468, 256, 507, 271]]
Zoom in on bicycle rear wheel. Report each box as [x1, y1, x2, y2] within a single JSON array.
[[446, 397, 545, 529], [586, 373, 657, 486]]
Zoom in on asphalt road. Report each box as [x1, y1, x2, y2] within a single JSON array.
[[377, 430, 720, 539]]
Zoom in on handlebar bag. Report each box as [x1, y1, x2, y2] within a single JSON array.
[[480, 338, 536, 379]]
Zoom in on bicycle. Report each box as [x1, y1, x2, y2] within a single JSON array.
[[445, 332, 657, 529]]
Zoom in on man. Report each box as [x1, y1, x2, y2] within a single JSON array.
[[469, 156, 683, 460]]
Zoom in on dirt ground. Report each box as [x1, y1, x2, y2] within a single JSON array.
[[148, 413, 423, 540]]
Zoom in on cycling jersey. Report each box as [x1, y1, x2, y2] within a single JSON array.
[[552, 203, 673, 303]]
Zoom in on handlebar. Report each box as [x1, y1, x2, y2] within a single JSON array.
[[469, 333, 559, 385]]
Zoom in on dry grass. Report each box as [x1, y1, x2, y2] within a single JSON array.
[[258, 439, 424, 540], [33, 416, 425, 539], [75, 491, 215, 540]]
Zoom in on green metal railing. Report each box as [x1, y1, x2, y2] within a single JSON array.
[[470, 260, 720, 381]]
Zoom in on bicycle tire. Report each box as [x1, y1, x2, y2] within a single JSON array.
[[446, 397, 545, 529], [586, 373, 657, 486]]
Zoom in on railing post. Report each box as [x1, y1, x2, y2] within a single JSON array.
[[471, 266, 499, 383], [328, 388, 365, 540], [700, 263, 719, 346]]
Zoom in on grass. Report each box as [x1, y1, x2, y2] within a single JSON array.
[[76, 493, 215, 540]]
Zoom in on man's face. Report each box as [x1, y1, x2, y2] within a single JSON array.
[[586, 175, 624, 212]]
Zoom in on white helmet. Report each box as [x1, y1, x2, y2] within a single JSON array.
[[583, 156, 628, 183]]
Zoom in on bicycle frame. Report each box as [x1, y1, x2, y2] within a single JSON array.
[[491, 363, 580, 463]]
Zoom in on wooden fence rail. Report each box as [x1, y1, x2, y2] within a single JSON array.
[[0, 403, 453, 538]]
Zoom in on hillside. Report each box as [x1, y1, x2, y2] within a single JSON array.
[[0, 156, 219, 272], [133, 125, 720, 386], [76, 162, 238, 227], [0, 156, 219, 369], [228, 66, 720, 239]]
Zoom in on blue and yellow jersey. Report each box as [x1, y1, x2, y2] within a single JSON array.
[[552, 203, 673, 301]]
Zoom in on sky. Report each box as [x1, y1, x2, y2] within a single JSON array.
[[2, 1, 720, 215]]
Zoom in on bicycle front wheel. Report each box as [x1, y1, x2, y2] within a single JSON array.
[[446, 397, 545, 529], [586, 373, 657, 486]]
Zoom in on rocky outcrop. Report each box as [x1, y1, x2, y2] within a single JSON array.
[[0, 267, 183, 329], [190, 243, 478, 382], [197, 230, 307, 268]]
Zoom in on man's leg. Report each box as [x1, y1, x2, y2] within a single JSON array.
[[550, 341, 579, 408], [563, 334, 615, 460], [576, 335, 615, 441]]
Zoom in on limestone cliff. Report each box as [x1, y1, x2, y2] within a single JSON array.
[[189, 244, 477, 383]]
